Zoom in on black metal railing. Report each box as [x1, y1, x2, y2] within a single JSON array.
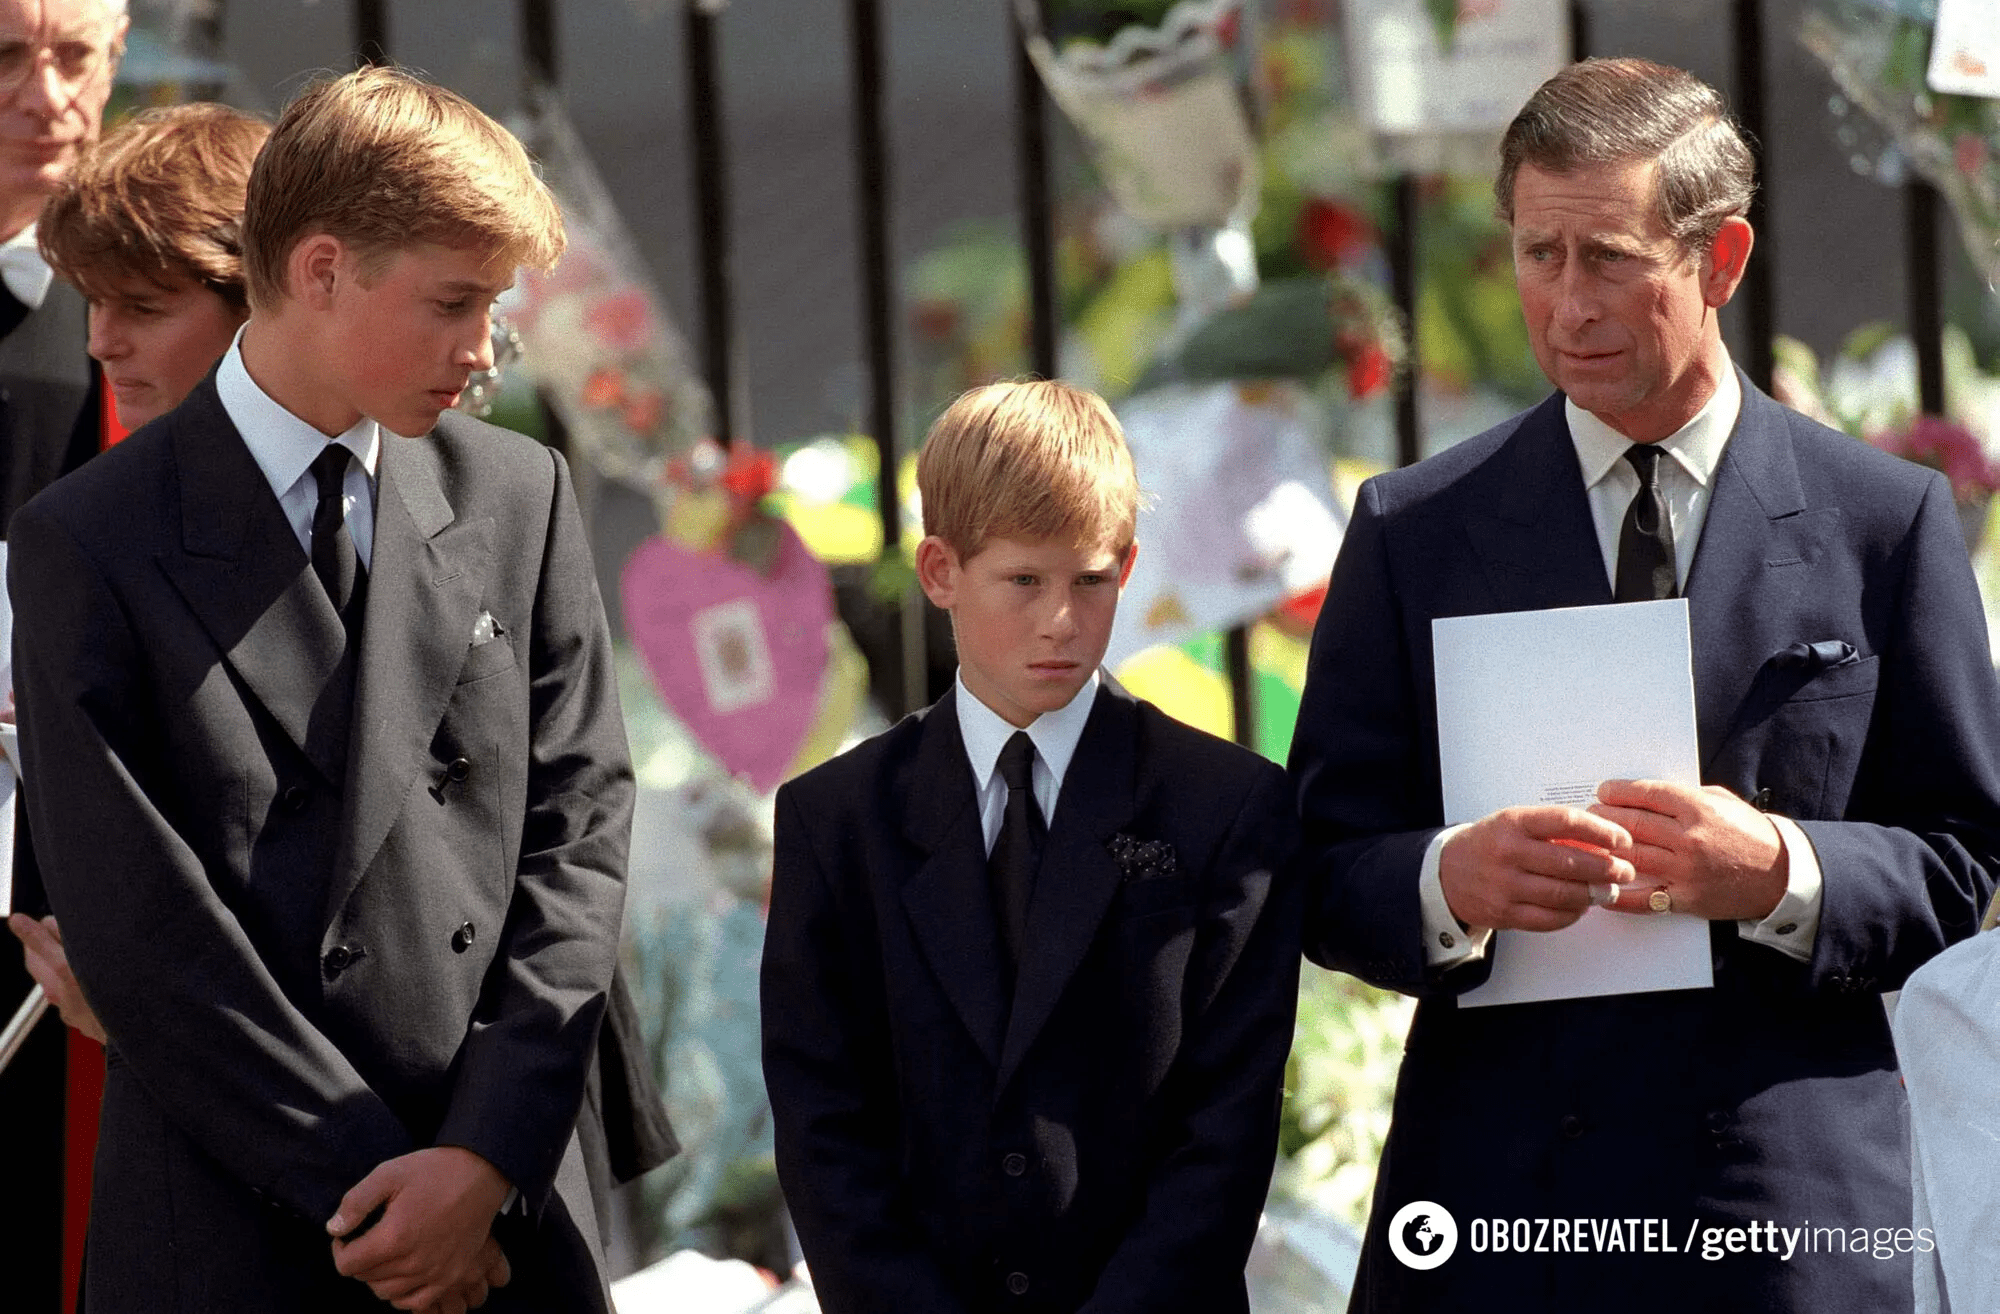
[[337, 0, 1951, 738]]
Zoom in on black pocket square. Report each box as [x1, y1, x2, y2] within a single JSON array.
[[1771, 639, 1857, 671], [1108, 833, 1180, 882]]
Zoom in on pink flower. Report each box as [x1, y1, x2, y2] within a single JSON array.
[[1956, 132, 1988, 180], [1869, 415, 2000, 501]]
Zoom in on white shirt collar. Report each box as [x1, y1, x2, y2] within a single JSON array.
[[955, 669, 1101, 795], [1567, 361, 1742, 491], [0, 223, 56, 311], [217, 326, 380, 503]]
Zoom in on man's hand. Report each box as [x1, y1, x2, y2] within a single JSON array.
[[1440, 805, 1637, 932], [7, 914, 106, 1042], [1589, 779, 1787, 921], [412, 1236, 510, 1314], [328, 1145, 513, 1310]]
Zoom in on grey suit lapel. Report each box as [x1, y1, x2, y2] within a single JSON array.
[[899, 695, 1010, 1069], [156, 378, 353, 786], [996, 679, 1137, 1092], [325, 428, 493, 922], [1460, 396, 1614, 612]]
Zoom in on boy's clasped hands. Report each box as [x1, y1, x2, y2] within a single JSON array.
[[328, 1146, 514, 1313]]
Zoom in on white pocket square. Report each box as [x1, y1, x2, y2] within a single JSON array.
[[471, 610, 505, 646]]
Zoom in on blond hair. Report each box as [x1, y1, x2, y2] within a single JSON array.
[[917, 380, 1138, 561], [40, 103, 269, 312], [242, 65, 564, 311]]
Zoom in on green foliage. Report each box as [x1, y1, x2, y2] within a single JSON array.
[[1046, 1, 1188, 46], [1274, 968, 1414, 1229]]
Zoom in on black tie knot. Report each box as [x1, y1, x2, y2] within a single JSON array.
[[311, 444, 352, 508], [1615, 441, 1677, 602], [999, 731, 1036, 793], [308, 444, 364, 621], [1623, 442, 1663, 485]]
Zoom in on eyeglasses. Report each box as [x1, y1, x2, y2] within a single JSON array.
[[0, 27, 121, 99]]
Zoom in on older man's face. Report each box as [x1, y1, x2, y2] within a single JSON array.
[[0, 0, 122, 203], [1511, 157, 1731, 443]]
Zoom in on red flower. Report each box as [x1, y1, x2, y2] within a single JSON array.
[[1299, 198, 1373, 270], [581, 367, 626, 409], [1275, 585, 1327, 633], [720, 445, 779, 501], [912, 299, 961, 343], [1347, 342, 1392, 400]]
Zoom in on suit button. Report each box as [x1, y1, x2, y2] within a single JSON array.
[[447, 757, 472, 783], [1438, 931, 1456, 949], [1750, 787, 1774, 811], [1560, 1114, 1585, 1139], [1002, 1152, 1027, 1177], [323, 945, 357, 976], [1006, 1272, 1030, 1296], [1775, 922, 1798, 936], [281, 785, 308, 813], [451, 922, 476, 954]]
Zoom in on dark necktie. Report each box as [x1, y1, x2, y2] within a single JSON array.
[[1614, 444, 1677, 602], [989, 730, 1046, 981], [310, 444, 363, 618]]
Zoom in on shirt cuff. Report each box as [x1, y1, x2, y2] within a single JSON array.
[[1735, 813, 1822, 962], [1420, 824, 1493, 967]]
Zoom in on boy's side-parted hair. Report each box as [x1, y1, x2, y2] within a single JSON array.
[[917, 379, 1139, 561], [242, 64, 565, 312], [39, 103, 270, 312]]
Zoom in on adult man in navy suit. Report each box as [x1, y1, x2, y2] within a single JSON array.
[[1291, 58, 2000, 1312]]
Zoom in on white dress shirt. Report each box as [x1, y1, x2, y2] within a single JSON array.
[[1420, 363, 1825, 969], [0, 222, 55, 310], [956, 671, 1100, 857], [216, 329, 380, 568]]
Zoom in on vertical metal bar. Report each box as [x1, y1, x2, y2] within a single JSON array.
[[1908, 180, 1947, 416], [687, 2, 741, 449], [1390, 172, 1422, 468], [522, 0, 558, 85], [849, 0, 924, 713], [1012, 8, 1058, 380], [1731, 0, 1776, 393], [1568, 0, 1589, 61], [354, 0, 388, 64], [1224, 625, 1256, 749]]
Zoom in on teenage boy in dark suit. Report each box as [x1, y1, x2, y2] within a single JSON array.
[[762, 379, 1303, 1314], [12, 66, 631, 1312]]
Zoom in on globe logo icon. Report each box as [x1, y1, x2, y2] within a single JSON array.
[[1386, 1201, 1458, 1270]]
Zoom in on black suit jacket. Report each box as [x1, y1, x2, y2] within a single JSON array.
[[9, 377, 634, 1311], [1290, 379, 2000, 1312], [762, 679, 1302, 1314], [0, 276, 100, 1310]]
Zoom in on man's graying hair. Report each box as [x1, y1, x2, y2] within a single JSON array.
[[1496, 57, 1756, 254]]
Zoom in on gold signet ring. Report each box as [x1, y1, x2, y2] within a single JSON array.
[[1648, 889, 1673, 914]]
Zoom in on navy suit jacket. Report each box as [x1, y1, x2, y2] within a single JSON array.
[[762, 678, 1302, 1314], [1291, 379, 2000, 1312]]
